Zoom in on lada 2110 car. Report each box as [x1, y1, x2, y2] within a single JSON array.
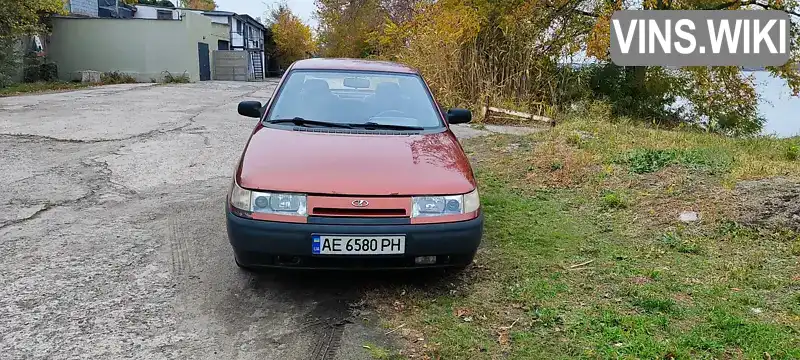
[[226, 58, 483, 270]]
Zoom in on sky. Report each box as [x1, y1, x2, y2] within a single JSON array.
[[214, 0, 318, 28]]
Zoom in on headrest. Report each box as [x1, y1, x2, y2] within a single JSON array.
[[303, 79, 330, 93], [376, 82, 401, 95]]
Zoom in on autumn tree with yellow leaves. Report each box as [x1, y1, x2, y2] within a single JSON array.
[[179, 0, 216, 11], [0, 0, 65, 38], [316, 0, 800, 135], [0, 0, 66, 87], [269, 4, 316, 69]]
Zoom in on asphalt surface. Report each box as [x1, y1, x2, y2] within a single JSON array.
[[0, 81, 423, 360]]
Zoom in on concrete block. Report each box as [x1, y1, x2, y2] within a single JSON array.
[[72, 70, 102, 83]]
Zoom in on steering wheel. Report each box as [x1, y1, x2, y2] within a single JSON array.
[[371, 109, 406, 118]]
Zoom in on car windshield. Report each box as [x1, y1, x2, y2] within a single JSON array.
[[266, 70, 444, 129]]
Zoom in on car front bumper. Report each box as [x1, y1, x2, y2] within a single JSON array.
[[226, 210, 483, 270]]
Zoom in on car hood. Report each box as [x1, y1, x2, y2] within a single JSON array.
[[236, 126, 476, 196]]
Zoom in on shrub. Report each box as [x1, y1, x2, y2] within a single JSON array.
[[786, 145, 799, 161], [39, 62, 58, 81], [162, 71, 191, 83]]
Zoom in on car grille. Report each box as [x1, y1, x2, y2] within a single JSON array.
[[307, 195, 411, 218]]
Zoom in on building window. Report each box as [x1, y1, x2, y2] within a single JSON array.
[[157, 10, 172, 20]]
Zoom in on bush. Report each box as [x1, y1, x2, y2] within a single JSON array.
[[0, 38, 20, 88], [22, 55, 58, 83], [101, 71, 137, 84], [40, 62, 57, 81], [786, 145, 799, 161]]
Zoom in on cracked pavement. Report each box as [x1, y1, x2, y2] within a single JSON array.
[[0, 82, 403, 360]]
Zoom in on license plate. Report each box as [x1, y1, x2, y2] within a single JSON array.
[[311, 235, 406, 255]]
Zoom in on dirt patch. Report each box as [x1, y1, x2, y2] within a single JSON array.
[[608, 166, 737, 229], [734, 177, 800, 231]]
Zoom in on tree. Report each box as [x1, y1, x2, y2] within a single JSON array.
[[582, 0, 800, 135], [315, 0, 385, 57], [179, 0, 216, 11], [316, 0, 800, 135], [0, 0, 65, 87], [268, 4, 316, 68], [0, 0, 65, 39]]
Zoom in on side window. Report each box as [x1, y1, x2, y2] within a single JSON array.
[[156, 10, 172, 20]]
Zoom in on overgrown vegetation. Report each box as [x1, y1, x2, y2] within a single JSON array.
[[367, 111, 800, 359], [0, 0, 65, 89], [314, 0, 800, 135], [161, 71, 191, 83], [23, 55, 58, 83], [174, 0, 216, 10], [100, 71, 137, 84], [0, 81, 90, 97]]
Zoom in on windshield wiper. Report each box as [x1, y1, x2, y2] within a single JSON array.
[[269, 117, 352, 128], [348, 122, 425, 131]]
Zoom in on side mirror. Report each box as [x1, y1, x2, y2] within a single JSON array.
[[446, 108, 472, 124], [238, 101, 263, 118]]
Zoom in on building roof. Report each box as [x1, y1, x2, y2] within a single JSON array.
[[236, 14, 266, 30], [289, 58, 418, 74], [200, 10, 235, 16], [193, 10, 266, 30]]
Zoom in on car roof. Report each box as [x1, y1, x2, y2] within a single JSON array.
[[288, 58, 419, 74]]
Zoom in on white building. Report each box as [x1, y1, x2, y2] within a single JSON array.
[[132, 4, 180, 20], [134, 7, 267, 80], [64, 0, 99, 17]]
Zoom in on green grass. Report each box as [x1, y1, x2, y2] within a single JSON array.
[[0, 81, 91, 97], [600, 190, 627, 209], [553, 118, 800, 181], [617, 148, 733, 174], [364, 343, 405, 359], [371, 117, 800, 359]]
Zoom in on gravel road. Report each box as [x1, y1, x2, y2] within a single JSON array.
[[0, 82, 409, 360]]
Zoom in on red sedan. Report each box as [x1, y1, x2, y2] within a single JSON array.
[[226, 58, 483, 270]]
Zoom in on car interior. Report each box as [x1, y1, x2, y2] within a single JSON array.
[[268, 73, 440, 127]]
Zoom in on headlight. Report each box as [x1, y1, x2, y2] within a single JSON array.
[[229, 181, 307, 216], [411, 189, 479, 217]]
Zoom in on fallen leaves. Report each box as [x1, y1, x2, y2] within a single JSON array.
[[496, 318, 519, 347], [497, 330, 510, 346], [455, 307, 471, 318]]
